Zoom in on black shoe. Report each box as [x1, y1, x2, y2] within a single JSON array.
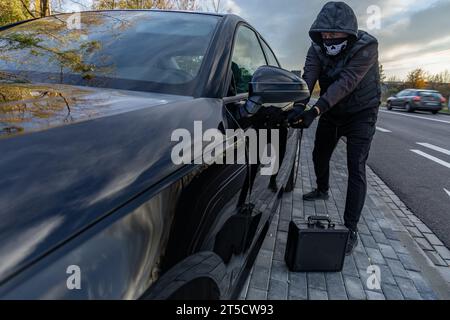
[[302, 189, 329, 201], [345, 231, 359, 256]]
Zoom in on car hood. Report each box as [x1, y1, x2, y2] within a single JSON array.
[[0, 83, 222, 283]]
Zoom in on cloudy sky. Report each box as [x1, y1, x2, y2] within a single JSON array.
[[228, 0, 450, 79], [63, 0, 450, 79]]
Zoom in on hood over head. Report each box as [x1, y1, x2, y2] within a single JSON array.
[[309, 1, 358, 45]]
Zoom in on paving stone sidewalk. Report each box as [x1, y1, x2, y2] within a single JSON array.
[[240, 123, 450, 300]]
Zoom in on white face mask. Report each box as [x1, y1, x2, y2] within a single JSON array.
[[323, 39, 348, 56]]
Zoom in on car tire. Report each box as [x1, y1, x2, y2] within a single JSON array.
[[386, 101, 393, 110], [142, 252, 226, 300], [405, 103, 414, 113], [432, 110, 439, 115]]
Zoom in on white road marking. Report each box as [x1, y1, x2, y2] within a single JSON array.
[[445, 188, 450, 198], [376, 126, 392, 133], [410, 150, 450, 169], [380, 110, 450, 124], [417, 143, 450, 156]]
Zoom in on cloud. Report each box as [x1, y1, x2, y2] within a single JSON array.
[[382, 48, 450, 76], [233, 0, 450, 78], [375, 0, 450, 77]]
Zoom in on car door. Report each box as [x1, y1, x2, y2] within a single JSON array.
[[401, 90, 412, 107], [393, 90, 405, 106], [200, 24, 293, 294], [215, 25, 298, 296]]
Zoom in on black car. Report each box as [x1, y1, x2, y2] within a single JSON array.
[[0, 11, 309, 299], [386, 89, 446, 114]]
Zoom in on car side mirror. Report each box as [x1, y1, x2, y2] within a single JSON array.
[[247, 66, 310, 106]]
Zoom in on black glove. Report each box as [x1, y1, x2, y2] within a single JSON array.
[[258, 106, 289, 128], [287, 104, 305, 124], [288, 106, 320, 129]]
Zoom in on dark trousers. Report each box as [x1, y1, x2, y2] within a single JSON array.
[[312, 110, 378, 231]]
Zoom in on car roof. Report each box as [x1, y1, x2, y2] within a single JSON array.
[[0, 9, 252, 39], [0, 9, 230, 31], [404, 89, 439, 92], [85, 9, 225, 17], [36, 9, 229, 20], [81, 10, 246, 24]]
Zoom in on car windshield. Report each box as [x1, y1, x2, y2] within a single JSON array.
[[0, 11, 220, 95]]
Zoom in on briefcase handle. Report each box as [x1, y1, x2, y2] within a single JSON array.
[[307, 215, 336, 229]]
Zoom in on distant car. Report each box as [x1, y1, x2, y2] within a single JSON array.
[[386, 89, 446, 114], [0, 10, 309, 299]]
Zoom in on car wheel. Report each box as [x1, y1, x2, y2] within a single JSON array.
[[432, 110, 439, 115], [405, 103, 414, 113], [386, 101, 393, 110], [143, 252, 225, 300]]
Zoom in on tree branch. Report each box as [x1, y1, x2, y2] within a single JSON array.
[[19, 0, 37, 18]]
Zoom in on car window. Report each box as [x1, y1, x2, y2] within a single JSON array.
[[420, 91, 441, 98], [0, 11, 219, 95], [230, 26, 268, 94], [261, 40, 280, 67], [402, 90, 409, 96]]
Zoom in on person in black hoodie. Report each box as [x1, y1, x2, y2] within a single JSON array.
[[288, 1, 381, 254]]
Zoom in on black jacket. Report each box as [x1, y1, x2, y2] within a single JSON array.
[[302, 1, 381, 118]]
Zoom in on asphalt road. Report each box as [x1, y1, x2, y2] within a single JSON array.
[[368, 108, 450, 248]]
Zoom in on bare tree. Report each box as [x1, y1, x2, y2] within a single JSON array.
[[16, 0, 52, 18], [379, 64, 386, 83], [39, 0, 52, 17], [387, 75, 400, 83], [438, 70, 450, 83], [211, 0, 221, 13], [202, 0, 240, 14], [204, 0, 229, 13], [18, 0, 37, 18], [92, 0, 198, 10], [174, 0, 199, 10]]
